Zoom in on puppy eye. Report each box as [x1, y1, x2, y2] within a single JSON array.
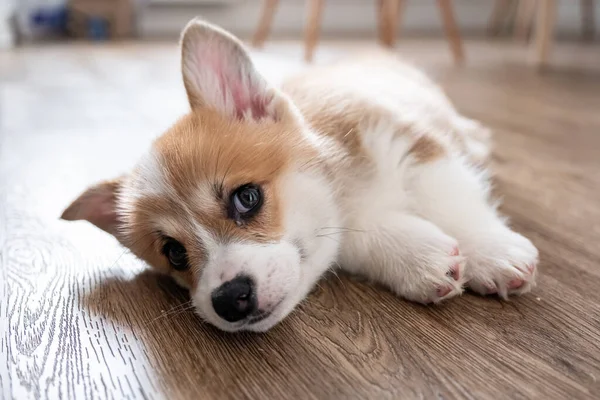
[[230, 184, 263, 218], [162, 239, 189, 271]]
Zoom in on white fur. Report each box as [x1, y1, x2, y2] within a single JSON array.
[[191, 169, 340, 332], [323, 63, 538, 304], [125, 21, 538, 331], [123, 148, 168, 200], [118, 148, 169, 234], [337, 132, 537, 303], [192, 221, 218, 252], [195, 241, 301, 332]]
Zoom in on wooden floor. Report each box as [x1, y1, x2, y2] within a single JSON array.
[[1, 39, 600, 400]]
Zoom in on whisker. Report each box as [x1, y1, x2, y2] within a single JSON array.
[[316, 235, 341, 244], [328, 268, 347, 290], [144, 303, 196, 326], [315, 226, 369, 239], [164, 303, 195, 317], [318, 226, 367, 233], [316, 232, 346, 237], [315, 231, 357, 238], [163, 299, 193, 312]]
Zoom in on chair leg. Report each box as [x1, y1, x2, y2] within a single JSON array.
[[581, 0, 595, 41], [514, 0, 537, 41], [488, 0, 513, 35], [377, 0, 391, 46], [304, 0, 325, 62], [437, 0, 465, 64], [252, 0, 281, 48], [377, 0, 403, 47], [533, 0, 556, 68]]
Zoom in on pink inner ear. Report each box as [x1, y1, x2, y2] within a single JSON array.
[[230, 82, 269, 120], [195, 44, 271, 120]]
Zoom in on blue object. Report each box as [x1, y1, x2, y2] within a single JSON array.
[[30, 6, 68, 34], [88, 17, 109, 41]]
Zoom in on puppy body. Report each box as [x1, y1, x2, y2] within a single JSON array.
[[62, 20, 538, 332]]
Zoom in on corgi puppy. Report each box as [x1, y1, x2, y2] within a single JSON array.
[[61, 19, 538, 332]]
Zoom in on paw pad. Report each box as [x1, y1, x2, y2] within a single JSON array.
[[446, 264, 461, 281], [484, 284, 497, 295], [508, 279, 524, 289], [436, 286, 453, 298]]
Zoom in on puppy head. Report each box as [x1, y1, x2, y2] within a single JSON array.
[[62, 20, 340, 332]]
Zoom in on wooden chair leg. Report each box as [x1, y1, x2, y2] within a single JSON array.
[[514, 0, 537, 41], [252, 0, 281, 48], [581, 0, 595, 40], [488, 0, 513, 35], [377, 0, 403, 47], [533, 0, 556, 68], [437, 0, 465, 64], [377, 0, 391, 46], [304, 0, 325, 62]]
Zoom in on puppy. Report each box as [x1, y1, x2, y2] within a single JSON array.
[[61, 19, 538, 332]]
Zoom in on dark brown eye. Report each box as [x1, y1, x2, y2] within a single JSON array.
[[230, 184, 263, 219], [162, 239, 189, 271]]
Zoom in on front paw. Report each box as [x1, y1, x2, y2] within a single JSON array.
[[465, 229, 538, 298], [400, 243, 467, 305]]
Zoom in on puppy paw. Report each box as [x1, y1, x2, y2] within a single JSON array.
[[465, 229, 538, 299], [399, 242, 467, 305], [424, 246, 466, 304]]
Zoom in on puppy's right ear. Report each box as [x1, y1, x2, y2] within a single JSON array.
[[61, 178, 122, 236]]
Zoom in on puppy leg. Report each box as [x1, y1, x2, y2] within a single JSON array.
[[338, 213, 466, 304], [408, 155, 539, 298]]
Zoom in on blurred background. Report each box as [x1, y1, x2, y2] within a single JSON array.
[[1, 1, 598, 59]]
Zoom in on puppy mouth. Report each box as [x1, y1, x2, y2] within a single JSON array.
[[237, 298, 284, 328], [247, 310, 272, 325]]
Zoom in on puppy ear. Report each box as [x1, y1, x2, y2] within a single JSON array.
[[61, 178, 122, 236], [180, 18, 286, 121]]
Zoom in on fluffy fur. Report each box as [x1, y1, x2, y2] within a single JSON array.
[[61, 19, 538, 332]]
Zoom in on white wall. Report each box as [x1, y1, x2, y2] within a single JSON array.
[[140, 0, 600, 39], [0, 0, 15, 48]]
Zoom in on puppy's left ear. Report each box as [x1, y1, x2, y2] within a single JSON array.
[[61, 178, 122, 236], [180, 18, 291, 121]]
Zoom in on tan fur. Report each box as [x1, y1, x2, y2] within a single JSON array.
[[120, 109, 317, 288], [284, 83, 371, 160], [408, 135, 446, 163], [282, 51, 488, 167], [122, 194, 202, 288], [155, 110, 308, 240]]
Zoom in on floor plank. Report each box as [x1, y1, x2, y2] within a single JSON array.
[[1, 39, 599, 400]]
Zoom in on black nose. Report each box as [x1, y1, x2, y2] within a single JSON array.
[[211, 275, 256, 322]]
